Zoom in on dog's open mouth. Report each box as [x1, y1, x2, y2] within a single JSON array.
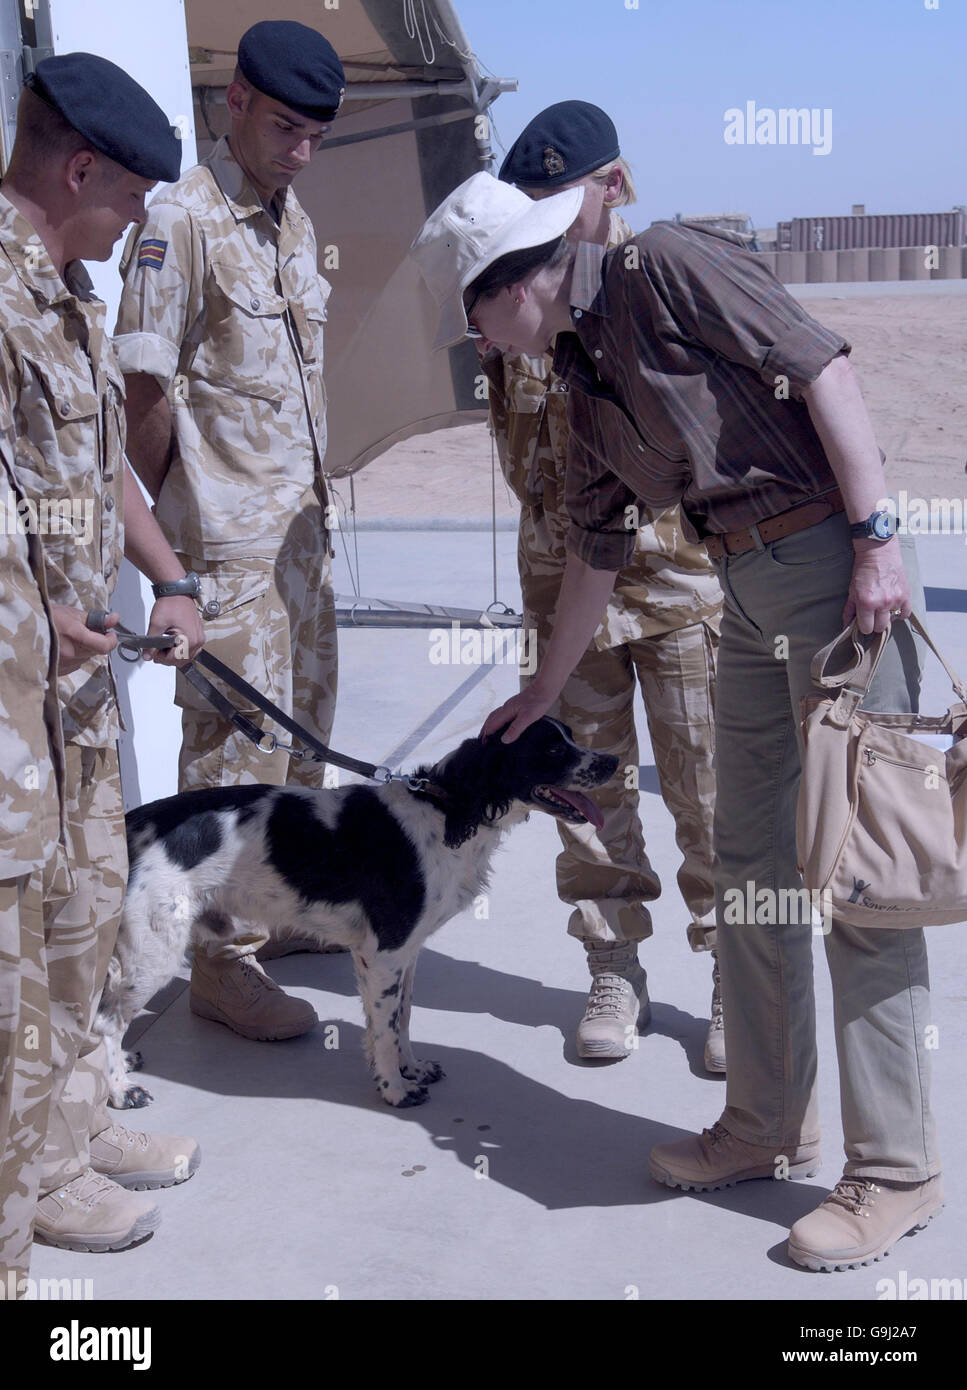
[[530, 785, 605, 829]]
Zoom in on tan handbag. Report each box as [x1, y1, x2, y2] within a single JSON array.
[[797, 614, 967, 928]]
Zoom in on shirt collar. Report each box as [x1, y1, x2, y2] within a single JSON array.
[[0, 189, 96, 306], [569, 239, 609, 315], [207, 135, 296, 231]]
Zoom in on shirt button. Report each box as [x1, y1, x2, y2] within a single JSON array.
[[59, 400, 71, 417], [573, 309, 583, 319], [594, 349, 603, 359], [104, 496, 115, 511], [250, 296, 261, 311], [104, 565, 113, 580]]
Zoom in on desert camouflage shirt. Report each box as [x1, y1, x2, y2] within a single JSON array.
[[485, 211, 722, 646], [0, 414, 66, 878], [0, 190, 125, 748], [115, 136, 331, 562]]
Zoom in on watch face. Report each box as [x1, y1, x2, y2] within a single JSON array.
[[871, 512, 895, 540]]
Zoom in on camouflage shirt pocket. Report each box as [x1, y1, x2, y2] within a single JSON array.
[[196, 564, 272, 622], [195, 260, 289, 402]]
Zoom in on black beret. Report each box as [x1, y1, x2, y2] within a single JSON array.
[[25, 53, 182, 183], [499, 101, 620, 189], [237, 21, 345, 123]]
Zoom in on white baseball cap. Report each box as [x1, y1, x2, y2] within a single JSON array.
[[410, 171, 584, 350]]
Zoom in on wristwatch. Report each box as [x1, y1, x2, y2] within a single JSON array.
[[849, 510, 895, 542], [151, 571, 202, 600]]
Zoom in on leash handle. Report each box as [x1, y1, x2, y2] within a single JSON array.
[[86, 609, 179, 662]]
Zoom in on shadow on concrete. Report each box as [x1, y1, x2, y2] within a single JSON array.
[[264, 946, 720, 1080], [123, 974, 822, 1228], [925, 586, 967, 613]]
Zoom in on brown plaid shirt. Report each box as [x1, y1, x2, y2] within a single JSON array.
[[554, 222, 850, 570]]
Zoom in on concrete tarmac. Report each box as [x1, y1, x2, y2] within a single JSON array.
[[30, 527, 967, 1301]]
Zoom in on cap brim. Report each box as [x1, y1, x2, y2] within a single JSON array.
[[432, 184, 585, 351]]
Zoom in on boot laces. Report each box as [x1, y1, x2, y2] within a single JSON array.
[[827, 1177, 881, 1215], [701, 1121, 732, 1147], [58, 1170, 115, 1209], [709, 957, 724, 1032], [585, 972, 634, 1018], [237, 957, 281, 997], [96, 1124, 150, 1153]]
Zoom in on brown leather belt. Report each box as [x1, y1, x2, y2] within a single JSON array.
[[704, 489, 845, 560]]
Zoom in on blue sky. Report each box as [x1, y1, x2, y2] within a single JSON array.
[[456, 0, 965, 233]]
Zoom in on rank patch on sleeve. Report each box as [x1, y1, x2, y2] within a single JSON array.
[[138, 238, 168, 270]]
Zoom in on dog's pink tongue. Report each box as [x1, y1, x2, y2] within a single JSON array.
[[552, 787, 604, 830]]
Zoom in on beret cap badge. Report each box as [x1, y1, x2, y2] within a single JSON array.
[[542, 146, 566, 178]]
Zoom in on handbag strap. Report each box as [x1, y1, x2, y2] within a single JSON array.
[[811, 614, 967, 729], [812, 614, 967, 700]]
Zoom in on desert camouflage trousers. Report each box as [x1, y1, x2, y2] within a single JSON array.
[[174, 492, 338, 961], [40, 745, 127, 1196], [0, 864, 52, 1288], [521, 556, 720, 951]]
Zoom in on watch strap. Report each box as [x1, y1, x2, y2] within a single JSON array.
[[152, 572, 201, 599]]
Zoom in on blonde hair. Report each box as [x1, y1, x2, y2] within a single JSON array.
[[590, 156, 636, 207]]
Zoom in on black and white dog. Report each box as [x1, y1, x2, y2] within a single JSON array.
[[96, 717, 617, 1108]]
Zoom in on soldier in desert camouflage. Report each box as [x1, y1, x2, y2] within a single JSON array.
[[479, 104, 725, 1068], [0, 417, 65, 1292], [0, 53, 205, 1260], [116, 21, 344, 1041]]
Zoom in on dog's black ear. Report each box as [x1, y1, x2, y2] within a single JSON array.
[[442, 810, 483, 851], [434, 734, 515, 849]]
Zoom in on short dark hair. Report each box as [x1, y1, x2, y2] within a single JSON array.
[[14, 86, 91, 164], [466, 235, 570, 305]]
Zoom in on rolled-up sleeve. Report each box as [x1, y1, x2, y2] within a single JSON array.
[[565, 434, 640, 571], [113, 201, 202, 391], [640, 224, 850, 399]]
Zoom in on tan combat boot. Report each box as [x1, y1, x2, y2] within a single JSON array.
[[788, 1175, 944, 1271], [704, 950, 726, 1073], [190, 953, 317, 1040], [576, 941, 651, 1060], [649, 1118, 820, 1191], [90, 1124, 201, 1190], [34, 1170, 161, 1252]]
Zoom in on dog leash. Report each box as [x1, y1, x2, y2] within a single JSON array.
[[90, 610, 448, 795], [181, 648, 438, 791]]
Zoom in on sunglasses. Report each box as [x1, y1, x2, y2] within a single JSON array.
[[463, 288, 483, 339]]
